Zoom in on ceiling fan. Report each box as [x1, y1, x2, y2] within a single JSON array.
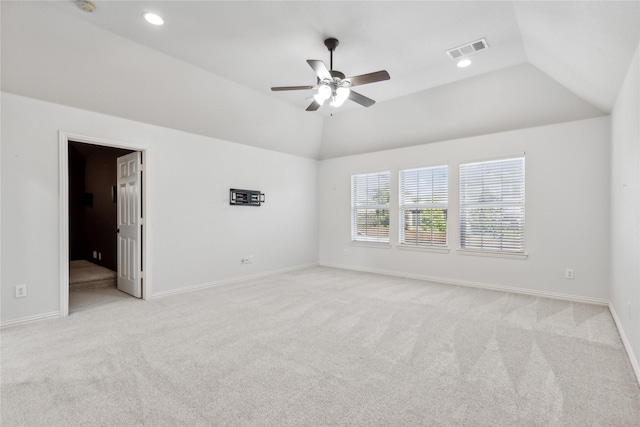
[[271, 38, 390, 111]]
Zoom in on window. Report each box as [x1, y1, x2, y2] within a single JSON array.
[[399, 165, 448, 247], [459, 156, 525, 253], [351, 171, 390, 243]]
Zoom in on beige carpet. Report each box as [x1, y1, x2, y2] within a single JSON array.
[[2, 266, 639, 426], [69, 260, 116, 291]]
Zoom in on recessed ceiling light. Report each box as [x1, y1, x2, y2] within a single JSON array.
[[457, 59, 472, 68], [143, 13, 164, 26]]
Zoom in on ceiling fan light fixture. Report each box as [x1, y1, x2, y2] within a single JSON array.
[[329, 97, 344, 108], [313, 84, 332, 105], [271, 37, 389, 111], [313, 94, 325, 105], [336, 86, 350, 99], [318, 84, 332, 99], [330, 86, 350, 107]]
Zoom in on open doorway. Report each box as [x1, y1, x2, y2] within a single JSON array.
[[68, 142, 136, 311], [59, 132, 151, 317]]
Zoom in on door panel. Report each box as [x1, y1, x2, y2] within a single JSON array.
[[117, 152, 141, 298]]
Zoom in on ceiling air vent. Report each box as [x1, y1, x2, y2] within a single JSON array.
[[446, 39, 488, 60]]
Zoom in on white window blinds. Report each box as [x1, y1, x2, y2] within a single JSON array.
[[399, 165, 448, 247], [351, 171, 390, 243], [459, 157, 525, 253]]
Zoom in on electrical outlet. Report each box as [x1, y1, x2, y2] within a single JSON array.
[[15, 284, 27, 298], [93, 251, 97, 259], [241, 257, 249, 264], [248, 255, 254, 264], [98, 252, 102, 260], [565, 268, 574, 280]]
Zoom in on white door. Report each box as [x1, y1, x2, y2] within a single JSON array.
[[117, 152, 142, 298]]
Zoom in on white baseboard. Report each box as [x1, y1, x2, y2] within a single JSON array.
[[319, 262, 609, 306], [609, 302, 640, 386], [1, 311, 60, 329], [152, 263, 319, 298]]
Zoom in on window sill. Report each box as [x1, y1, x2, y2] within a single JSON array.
[[397, 245, 450, 254], [456, 249, 528, 260], [350, 241, 392, 249]]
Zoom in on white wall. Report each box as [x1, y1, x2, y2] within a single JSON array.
[[610, 44, 640, 371], [1, 93, 318, 323], [319, 116, 611, 301]]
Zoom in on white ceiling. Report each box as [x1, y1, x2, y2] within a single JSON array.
[[2, 1, 639, 158], [46, 0, 531, 114]]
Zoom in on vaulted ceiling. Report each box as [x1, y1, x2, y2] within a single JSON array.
[[2, 1, 639, 159]]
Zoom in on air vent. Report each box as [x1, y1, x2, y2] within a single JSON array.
[[446, 39, 488, 60]]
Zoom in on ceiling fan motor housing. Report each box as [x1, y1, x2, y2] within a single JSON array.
[[324, 38, 339, 52], [319, 70, 350, 98]]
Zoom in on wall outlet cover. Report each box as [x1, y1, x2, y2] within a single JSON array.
[[565, 268, 574, 279], [15, 284, 27, 298]]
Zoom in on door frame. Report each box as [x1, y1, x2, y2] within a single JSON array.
[[59, 131, 152, 317]]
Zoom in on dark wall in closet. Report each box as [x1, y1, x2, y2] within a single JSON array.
[[69, 142, 135, 272]]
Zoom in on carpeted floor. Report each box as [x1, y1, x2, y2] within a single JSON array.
[[69, 260, 116, 291], [2, 266, 639, 426]]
